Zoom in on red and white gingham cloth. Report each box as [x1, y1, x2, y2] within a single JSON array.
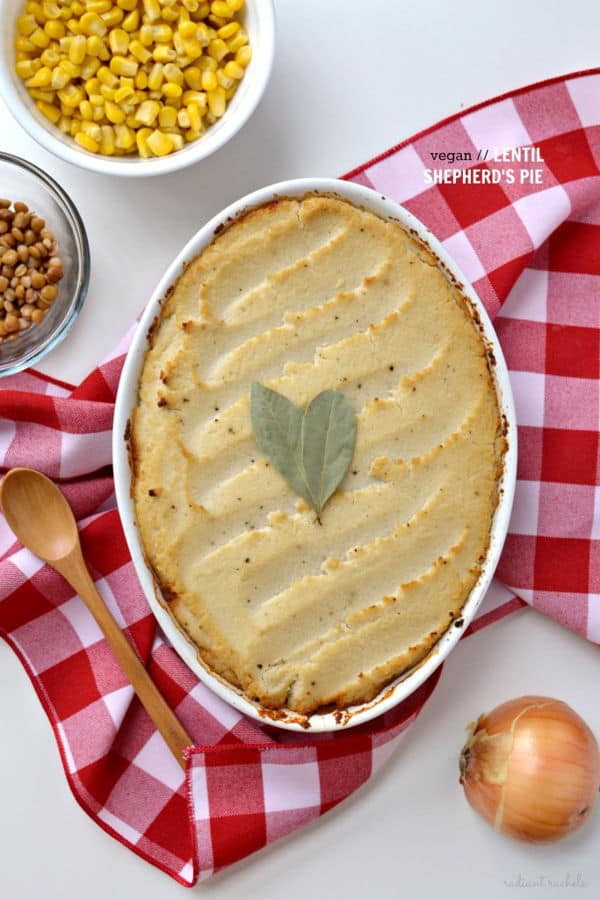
[[2, 68, 600, 885]]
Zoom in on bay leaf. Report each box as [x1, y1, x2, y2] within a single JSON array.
[[250, 382, 313, 508], [300, 390, 357, 516]]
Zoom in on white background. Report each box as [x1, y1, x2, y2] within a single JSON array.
[[1, 1, 600, 897]]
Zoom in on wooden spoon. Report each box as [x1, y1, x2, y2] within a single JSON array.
[[0, 467, 193, 770]]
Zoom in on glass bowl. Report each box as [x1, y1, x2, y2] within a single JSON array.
[[0, 152, 90, 376]]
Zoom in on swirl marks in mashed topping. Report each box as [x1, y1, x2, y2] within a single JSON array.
[[132, 196, 504, 714]]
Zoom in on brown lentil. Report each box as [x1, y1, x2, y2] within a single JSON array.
[[0, 200, 64, 343]]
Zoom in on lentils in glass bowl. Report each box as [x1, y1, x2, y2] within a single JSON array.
[[0, 152, 90, 376]]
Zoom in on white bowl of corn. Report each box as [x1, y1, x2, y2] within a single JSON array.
[[0, 0, 275, 176]]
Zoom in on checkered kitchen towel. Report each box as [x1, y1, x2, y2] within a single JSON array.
[[1, 67, 600, 885]]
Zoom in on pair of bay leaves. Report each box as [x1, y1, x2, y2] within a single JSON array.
[[250, 382, 357, 521]]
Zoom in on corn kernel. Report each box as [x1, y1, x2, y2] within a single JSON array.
[[207, 85, 225, 117], [15, 59, 39, 79], [146, 129, 173, 156], [235, 45, 251, 67], [211, 1, 233, 18], [201, 69, 217, 91], [44, 20, 65, 39], [158, 105, 177, 128], [98, 66, 118, 87], [183, 66, 202, 90], [79, 99, 94, 119], [122, 10, 140, 32], [58, 115, 72, 134], [69, 34, 87, 64], [59, 58, 80, 78], [135, 99, 161, 125], [218, 21, 239, 38], [104, 99, 125, 123], [182, 89, 206, 106], [100, 84, 116, 100], [30, 27, 51, 48], [135, 69, 148, 89], [135, 126, 153, 157], [101, 7, 125, 27], [227, 30, 248, 52], [162, 81, 182, 99], [197, 55, 217, 71], [17, 14, 37, 36], [58, 83, 85, 106], [223, 60, 243, 80], [109, 55, 138, 77], [80, 56, 101, 78], [153, 24, 173, 42], [71, 1, 86, 14], [226, 0, 243, 9], [163, 63, 184, 84], [207, 38, 227, 61], [185, 127, 202, 142], [92, 104, 105, 120], [182, 0, 199, 10], [176, 107, 190, 128], [26, 66, 53, 88], [117, 0, 137, 10], [36, 99, 61, 123], [50, 66, 70, 89], [85, 34, 104, 56], [75, 131, 99, 152], [147, 63, 164, 90], [69, 117, 80, 136], [152, 44, 176, 62], [108, 28, 129, 55], [127, 39, 150, 63], [142, 0, 161, 22], [87, 0, 112, 13], [66, 19, 81, 35], [169, 133, 184, 150], [114, 82, 134, 103], [80, 12, 107, 36], [114, 123, 135, 149], [100, 124, 116, 154]]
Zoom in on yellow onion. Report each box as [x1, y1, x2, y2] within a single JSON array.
[[459, 696, 600, 843]]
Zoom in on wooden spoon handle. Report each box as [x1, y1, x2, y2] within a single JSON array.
[[55, 548, 193, 770]]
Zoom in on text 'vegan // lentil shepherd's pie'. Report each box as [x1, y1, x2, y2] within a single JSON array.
[[130, 194, 506, 716]]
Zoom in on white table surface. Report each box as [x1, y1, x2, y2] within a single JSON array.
[[1, 1, 600, 897]]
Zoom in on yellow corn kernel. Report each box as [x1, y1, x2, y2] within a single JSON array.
[[80, 120, 102, 140], [162, 81, 182, 99], [85, 34, 104, 57], [36, 100, 61, 124], [138, 24, 153, 46], [114, 81, 134, 103], [207, 38, 227, 61], [59, 58, 81, 78], [15, 59, 39, 79], [114, 123, 135, 149], [182, 0, 199, 10], [122, 10, 140, 32], [218, 21, 239, 39], [87, 91, 104, 105], [158, 105, 176, 128], [99, 84, 116, 100], [147, 63, 164, 90], [227, 31, 248, 52], [163, 63, 184, 84], [146, 129, 174, 156], [169, 133, 184, 151], [152, 44, 176, 62], [197, 55, 217, 71], [58, 84, 85, 106], [14, 35, 35, 54], [135, 69, 148, 89], [135, 99, 161, 125], [69, 34, 87, 64], [183, 66, 202, 89], [87, 0, 112, 12], [177, 20, 197, 39], [58, 115, 72, 133], [182, 89, 206, 107], [80, 56, 101, 79], [162, 7, 179, 23], [66, 19, 81, 35], [223, 60, 244, 80], [104, 99, 125, 122], [176, 107, 190, 128], [216, 69, 234, 89], [108, 28, 129, 55], [80, 12, 107, 37], [17, 14, 37, 36], [79, 99, 94, 120], [30, 27, 51, 49], [71, 0, 86, 13], [100, 124, 115, 154], [26, 67, 53, 88], [211, 1, 233, 18], [43, 2, 61, 18], [180, 37, 202, 59], [135, 127, 153, 158], [101, 7, 125, 27], [187, 101, 202, 131], [75, 131, 99, 153], [226, 0, 243, 9], [92, 104, 104, 120], [142, 0, 161, 22], [128, 40, 149, 63], [44, 20, 65, 40], [50, 66, 70, 89], [185, 127, 202, 142], [153, 24, 173, 42], [69, 117, 80, 136], [97, 65, 117, 86], [201, 69, 217, 91], [235, 44, 251, 67], [207, 85, 225, 117], [28, 88, 55, 102], [109, 55, 138, 77], [117, 0, 137, 10]]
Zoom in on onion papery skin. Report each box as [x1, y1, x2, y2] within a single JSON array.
[[459, 696, 600, 843]]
